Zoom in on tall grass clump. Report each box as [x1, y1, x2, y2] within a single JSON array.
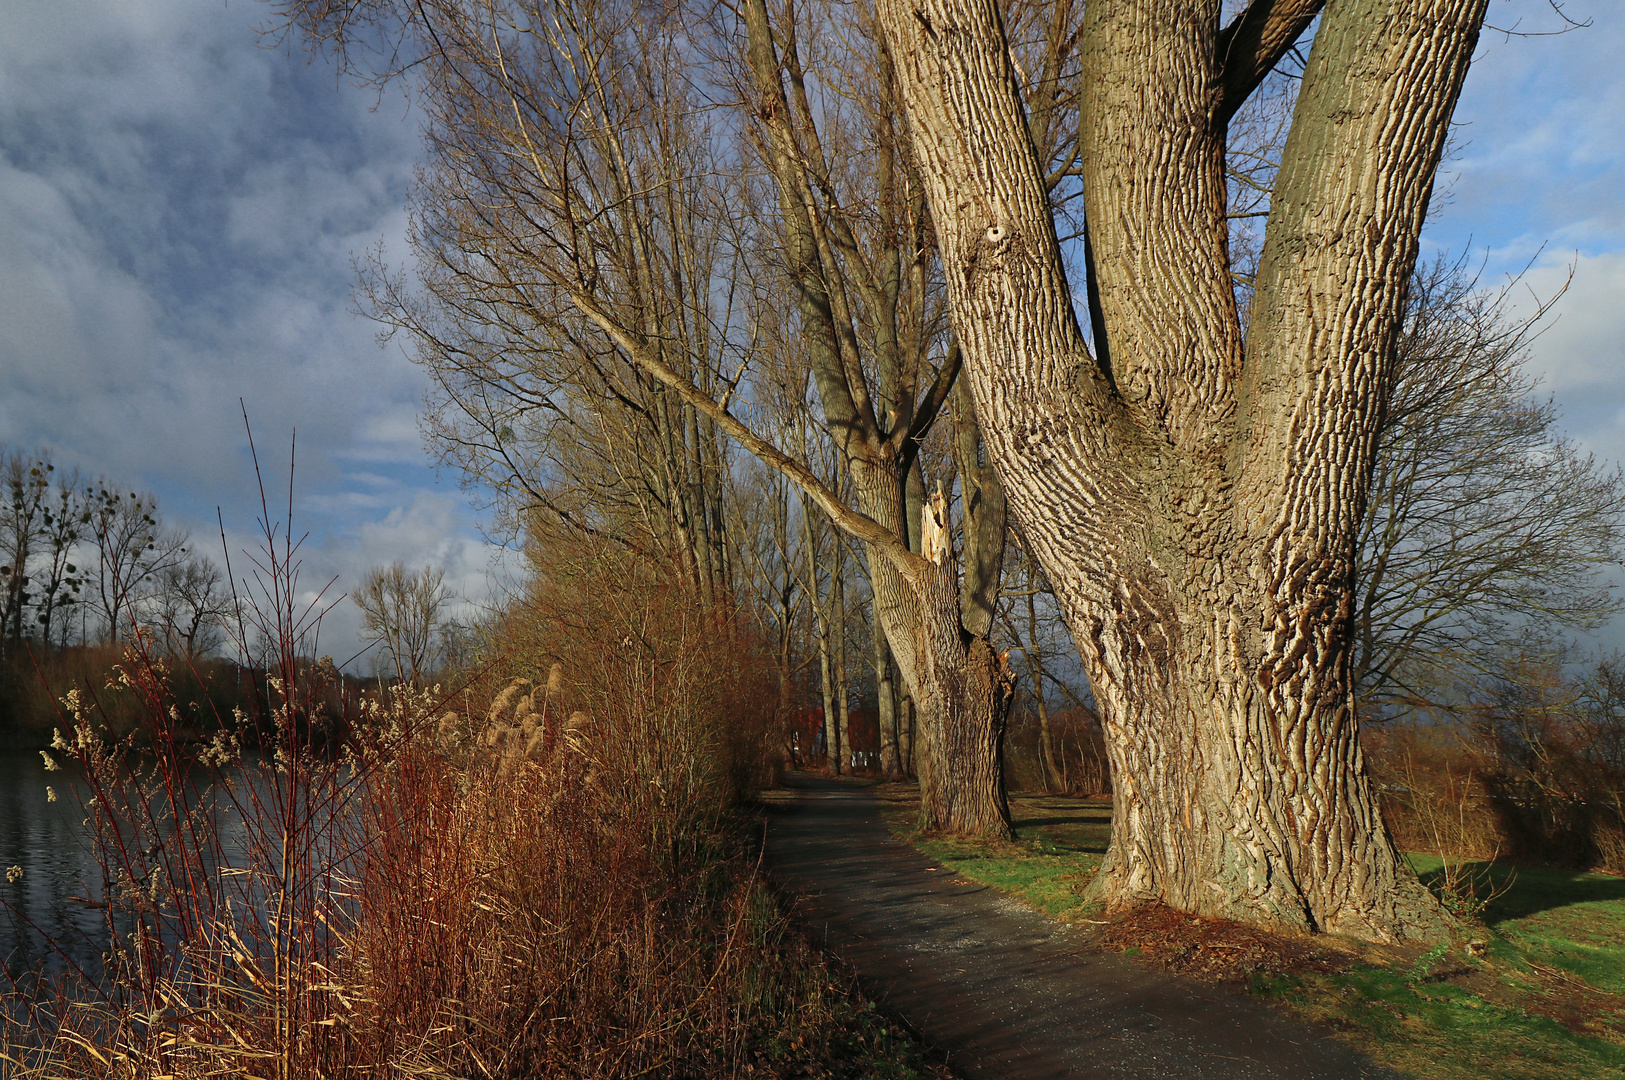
[[3, 508, 928, 1076], [335, 550, 831, 1077]]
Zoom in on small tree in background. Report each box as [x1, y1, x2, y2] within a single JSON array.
[[153, 554, 234, 661], [0, 449, 52, 656], [353, 561, 453, 685], [1354, 257, 1625, 720], [87, 487, 187, 644]]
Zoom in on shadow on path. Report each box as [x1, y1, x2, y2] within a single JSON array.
[[764, 773, 1406, 1080]]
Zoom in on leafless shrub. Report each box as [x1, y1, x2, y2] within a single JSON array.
[[1368, 651, 1625, 881], [2, 521, 887, 1078]]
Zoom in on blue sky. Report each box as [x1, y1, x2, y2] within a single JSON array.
[[1428, 3, 1625, 442], [0, 0, 1620, 664]]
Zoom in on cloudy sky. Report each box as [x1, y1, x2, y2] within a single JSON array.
[[0, 0, 1621, 665]]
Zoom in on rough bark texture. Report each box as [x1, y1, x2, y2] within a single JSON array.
[[915, 489, 1015, 834], [876, 0, 1489, 940], [741, 0, 1013, 836]]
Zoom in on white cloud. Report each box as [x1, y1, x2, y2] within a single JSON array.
[[0, 0, 507, 666], [1493, 249, 1625, 657], [1431, 4, 1625, 259], [1506, 251, 1625, 398]]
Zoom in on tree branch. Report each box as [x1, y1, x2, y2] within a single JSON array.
[[1214, 0, 1325, 129], [568, 290, 928, 578]]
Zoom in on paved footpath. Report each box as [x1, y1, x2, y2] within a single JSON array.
[[763, 773, 1406, 1080]]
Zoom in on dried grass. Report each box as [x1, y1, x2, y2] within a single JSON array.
[[2, 544, 916, 1078]]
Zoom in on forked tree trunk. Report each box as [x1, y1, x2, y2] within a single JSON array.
[[876, 0, 1490, 939], [1082, 588, 1442, 936], [909, 490, 1014, 834]]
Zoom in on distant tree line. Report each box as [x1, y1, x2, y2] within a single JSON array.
[[0, 448, 247, 744], [0, 447, 235, 663]]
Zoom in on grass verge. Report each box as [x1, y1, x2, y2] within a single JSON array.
[[877, 783, 1625, 1080]]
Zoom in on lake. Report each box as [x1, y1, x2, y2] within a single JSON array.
[[0, 751, 119, 984], [1, 747, 356, 993]]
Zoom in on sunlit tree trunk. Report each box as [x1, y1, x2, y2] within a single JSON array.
[[876, 0, 1489, 938], [873, 613, 902, 779]]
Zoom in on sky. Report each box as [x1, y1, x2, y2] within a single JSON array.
[[0, 0, 1621, 666], [0, 0, 507, 668]]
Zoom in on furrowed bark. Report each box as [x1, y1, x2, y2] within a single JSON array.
[[877, 0, 1489, 939], [915, 488, 1014, 833], [739, 0, 1013, 835]]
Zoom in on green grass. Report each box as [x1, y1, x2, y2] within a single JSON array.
[[1264, 962, 1625, 1080], [878, 783, 1625, 1080], [882, 791, 1112, 920], [1463, 859, 1625, 996]]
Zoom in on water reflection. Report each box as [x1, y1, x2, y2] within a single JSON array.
[[0, 752, 117, 983], [1, 750, 353, 993]]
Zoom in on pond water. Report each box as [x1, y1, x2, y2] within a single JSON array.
[[1, 749, 357, 994], [0, 752, 117, 983]]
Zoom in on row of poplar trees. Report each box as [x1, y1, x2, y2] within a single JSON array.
[[270, 0, 1622, 944]]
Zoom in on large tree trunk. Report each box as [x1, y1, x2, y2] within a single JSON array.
[[851, 454, 1014, 831], [854, 465, 1013, 836], [911, 490, 1014, 834], [876, 0, 1489, 939]]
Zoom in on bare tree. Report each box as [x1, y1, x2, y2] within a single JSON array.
[[272, 0, 1041, 835], [1356, 256, 1625, 716], [871, 0, 1493, 939], [0, 449, 51, 656], [30, 465, 88, 650], [353, 562, 453, 685], [87, 487, 185, 644], [276, 0, 1560, 939], [732, 460, 809, 721], [361, 0, 744, 608], [154, 555, 234, 661]]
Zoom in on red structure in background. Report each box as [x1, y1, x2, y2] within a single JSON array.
[[785, 705, 881, 772]]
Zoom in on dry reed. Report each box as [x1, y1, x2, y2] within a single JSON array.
[[2, 543, 932, 1078]]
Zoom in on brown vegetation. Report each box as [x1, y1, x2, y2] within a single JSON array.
[[0, 641, 254, 749], [1, 532, 942, 1078], [1003, 706, 1109, 797], [1366, 654, 1625, 882]]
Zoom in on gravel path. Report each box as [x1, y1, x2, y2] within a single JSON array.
[[764, 773, 1407, 1080]]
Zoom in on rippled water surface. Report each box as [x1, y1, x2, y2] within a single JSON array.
[[1, 751, 326, 983], [0, 752, 116, 980]]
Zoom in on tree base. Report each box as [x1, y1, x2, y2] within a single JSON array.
[[1082, 846, 1458, 945]]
